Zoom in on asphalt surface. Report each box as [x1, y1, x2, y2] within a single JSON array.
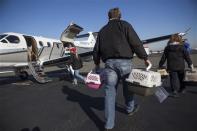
[[0, 53, 197, 131]]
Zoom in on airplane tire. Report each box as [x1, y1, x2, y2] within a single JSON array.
[[19, 71, 29, 80]]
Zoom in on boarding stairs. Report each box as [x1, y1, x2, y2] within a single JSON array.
[[28, 62, 51, 83]]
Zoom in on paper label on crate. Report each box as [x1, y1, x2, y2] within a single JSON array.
[[154, 86, 169, 103], [127, 69, 161, 88], [86, 72, 101, 84]]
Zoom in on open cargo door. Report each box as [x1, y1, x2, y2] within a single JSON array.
[[60, 23, 83, 43]]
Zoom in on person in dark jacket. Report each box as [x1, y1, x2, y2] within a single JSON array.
[[159, 34, 193, 97], [69, 47, 85, 85], [93, 7, 151, 130]]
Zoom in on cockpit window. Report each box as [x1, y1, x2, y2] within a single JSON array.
[[47, 42, 51, 47], [6, 35, 20, 43], [0, 34, 7, 40], [1, 39, 8, 43]]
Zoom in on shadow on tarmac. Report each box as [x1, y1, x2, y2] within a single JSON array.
[[0, 69, 69, 86], [20, 126, 41, 131], [62, 85, 105, 131], [0, 76, 34, 86], [187, 90, 197, 94], [61, 85, 127, 131]]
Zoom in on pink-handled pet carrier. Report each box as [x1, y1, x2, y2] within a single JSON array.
[[85, 71, 101, 89]]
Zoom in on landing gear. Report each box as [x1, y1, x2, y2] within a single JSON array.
[[19, 71, 29, 80], [15, 68, 29, 80]]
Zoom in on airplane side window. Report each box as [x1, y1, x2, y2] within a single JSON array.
[[76, 33, 89, 38], [56, 44, 59, 48], [74, 37, 89, 41], [6, 35, 20, 44], [1, 39, 8, 43], [92, 33, 98, 39], [39, 41, 43, 47], [47, 42, 51, 47]]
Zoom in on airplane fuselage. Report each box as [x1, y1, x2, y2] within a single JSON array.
[[0, 32, 65, 68]]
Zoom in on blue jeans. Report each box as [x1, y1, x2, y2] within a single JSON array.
[[103, 59, 135, 129], [74, 70, 85, 82]]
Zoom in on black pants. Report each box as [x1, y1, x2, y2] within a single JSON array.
[[169, 71, 185, 92]]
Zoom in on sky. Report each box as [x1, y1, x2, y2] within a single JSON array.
[[0, 0, 196, 51]]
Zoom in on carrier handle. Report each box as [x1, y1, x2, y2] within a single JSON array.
[[146, 61, 152, 71], [88, 70, 93, 75]]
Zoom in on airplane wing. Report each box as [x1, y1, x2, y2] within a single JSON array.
[[141, 32, 186, 44], [142, 34, 172, 44], [42, 51, 93, 66], [42, 55, 70, 66]]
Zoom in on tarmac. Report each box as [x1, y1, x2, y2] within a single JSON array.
[[0, 53, 197, 131]]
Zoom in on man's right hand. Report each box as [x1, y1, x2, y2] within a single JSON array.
[[189, 64, 194, 71]]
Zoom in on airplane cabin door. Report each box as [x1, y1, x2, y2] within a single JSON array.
[[38, 41, 52, 61], [49, 42, 64, 60], [24, 36, 38, 62]]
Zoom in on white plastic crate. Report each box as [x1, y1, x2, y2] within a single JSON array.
[[126, 69, 162, 88], [184, 69, 197, 82]]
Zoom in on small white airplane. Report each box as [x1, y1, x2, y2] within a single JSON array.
[[0, 22, 186, 83], [0, 23, 86, 83]]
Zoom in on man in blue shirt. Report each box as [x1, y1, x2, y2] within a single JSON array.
[[183, 39, 191, 53]]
